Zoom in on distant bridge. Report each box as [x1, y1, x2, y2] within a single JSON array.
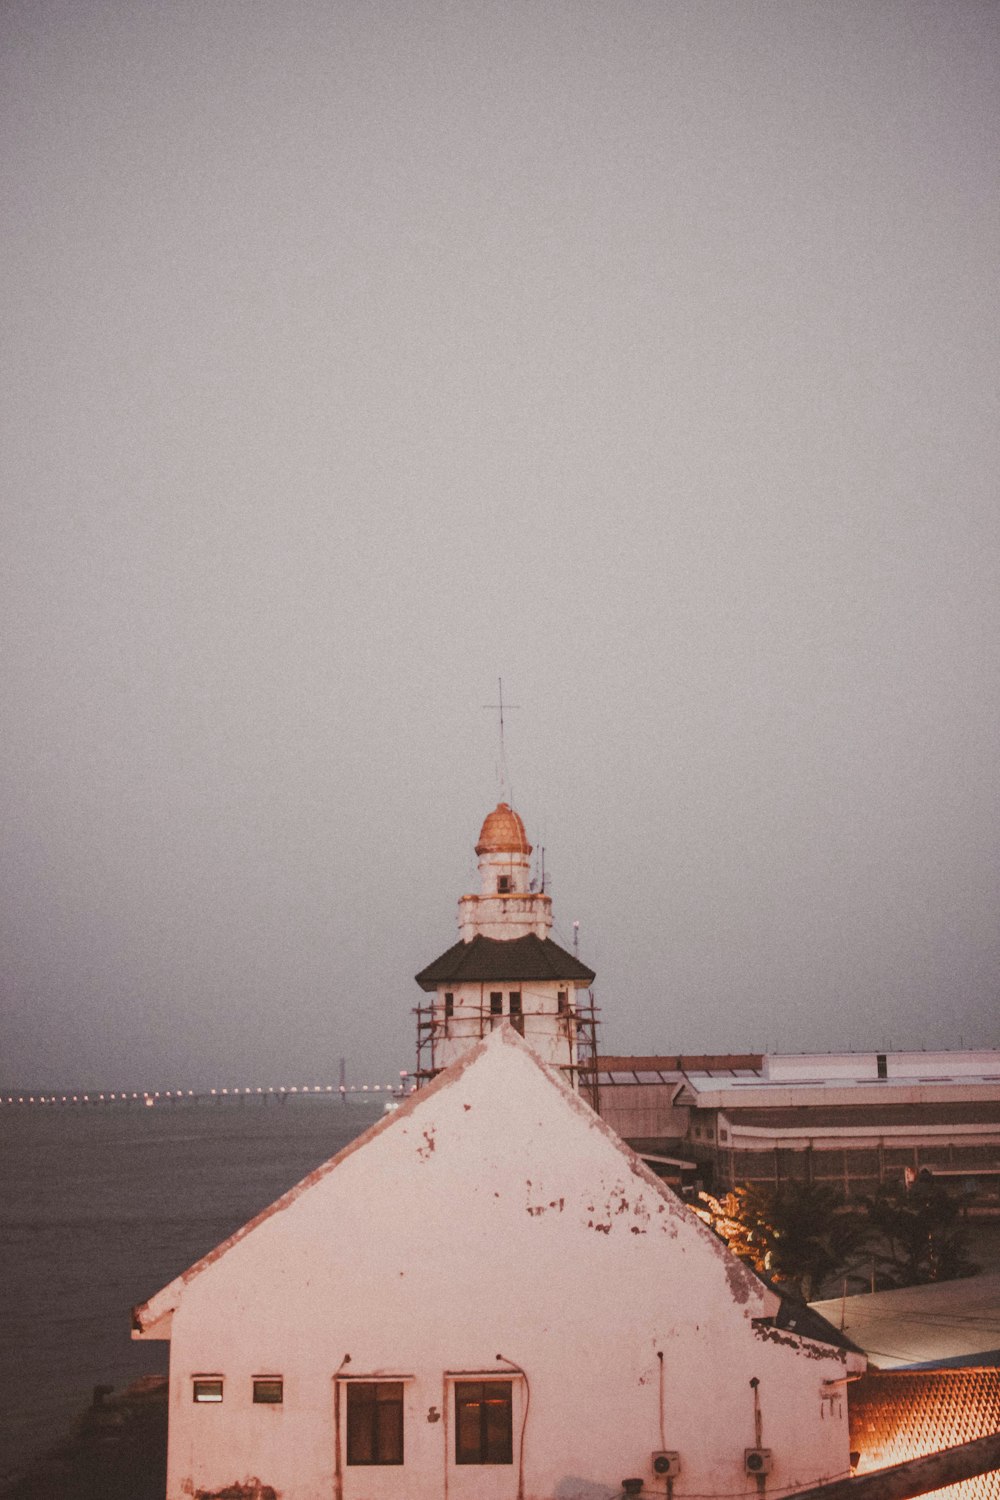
[[1, 1080, 412, 1108]]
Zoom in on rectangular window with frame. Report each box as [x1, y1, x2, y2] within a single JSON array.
[[253, 1377, 283, 1404], [557, 989, 568, 1014], [444, 992, 454, 1018], [490, 992, 503, 1016], [192, 1377, 223, 1403], [509, 991, 523, 1034], [455, 1381, 513, 1465], [346, 1381, 404, 1465]]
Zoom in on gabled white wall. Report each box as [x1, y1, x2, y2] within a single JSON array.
[[138, 1030, 861, 1500]]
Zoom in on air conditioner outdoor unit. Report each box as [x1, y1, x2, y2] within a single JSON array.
[[652, 1451, 681, 1478], [745, 1448, 772, 1476]]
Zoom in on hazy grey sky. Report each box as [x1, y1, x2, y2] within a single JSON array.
[[3, 0, 998, 1088]]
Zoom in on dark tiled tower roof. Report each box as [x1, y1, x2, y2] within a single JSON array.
[[415, 933, 595, 992]]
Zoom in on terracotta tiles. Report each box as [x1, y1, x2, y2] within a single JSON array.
[[851, 1368, 1000, 1500]]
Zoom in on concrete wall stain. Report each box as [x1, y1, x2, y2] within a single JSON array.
[[194, 1482, 278, 1500], [753, 1321, 849, 1362]]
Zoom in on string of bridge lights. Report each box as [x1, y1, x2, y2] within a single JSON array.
[[1, 1077, 414, 1107]]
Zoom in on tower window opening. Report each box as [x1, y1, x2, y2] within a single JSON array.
[[497, 875, 511, 893], [509, 992, 523, 1035], [557, 990, 568, 1014], [877, 1053, 888, 1080], [490, 992, 503, 1018], [444, 992, 454, 1018]]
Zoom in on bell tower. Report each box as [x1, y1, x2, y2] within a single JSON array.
[[458, 802, 551, 941], [414, 802, 596, 1083]]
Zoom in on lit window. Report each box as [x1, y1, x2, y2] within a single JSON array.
[[253, 1377, 283, 1404], [455, 1381, 513, 1465], [193, 1378, 223, 1403], [346, 1382, 404, 1465]]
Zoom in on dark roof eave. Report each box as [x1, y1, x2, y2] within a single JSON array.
[[415, 933, 596, 991]]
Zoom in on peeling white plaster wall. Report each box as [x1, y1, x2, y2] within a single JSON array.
[[139, 1031, 861, 1500]]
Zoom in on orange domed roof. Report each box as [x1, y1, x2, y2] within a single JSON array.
[[475, 802, 532, 856]]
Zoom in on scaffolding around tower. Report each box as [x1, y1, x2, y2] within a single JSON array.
[[412, 989, 600, 1107]]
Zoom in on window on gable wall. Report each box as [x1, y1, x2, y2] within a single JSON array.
[[192, 1378, 223, 1403], [253, 1377, 283, 1404], [455, 1381, 513, 1465], [557, 990, 568, 1014], [444, 992, 454, 1018], [346, 1381, 404, 1465], [490, 992, 503, 1025], [509, 992, 523, 1034]]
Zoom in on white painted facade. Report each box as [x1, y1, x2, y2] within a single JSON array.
[[135, 1028, 863, 1500], [760, 1050, 1000, 1088], [680, 1051, 1000, 1112], [426, 976, 581, 1074]]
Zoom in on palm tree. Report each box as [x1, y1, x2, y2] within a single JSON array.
[[860, 1179, 976, 1288], [697, 1182, 870, 1300]]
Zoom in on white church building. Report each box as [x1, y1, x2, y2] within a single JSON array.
[[133, 804, 865, 1500]]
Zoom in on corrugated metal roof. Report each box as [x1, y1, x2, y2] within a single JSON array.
[[812, 1272, 1000, 1371], [588, 1054, 764, 1073], [414, 933, 596, 991]]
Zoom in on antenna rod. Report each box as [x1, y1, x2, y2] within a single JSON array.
[[482, 678, 521, 802]]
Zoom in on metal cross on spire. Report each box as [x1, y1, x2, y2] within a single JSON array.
[[483, 677, 520, 802]]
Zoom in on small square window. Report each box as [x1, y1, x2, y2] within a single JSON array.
[[193, 1378, 223, 1403], [253, 1377, 283, 1404], [497, 875, 511, 893]]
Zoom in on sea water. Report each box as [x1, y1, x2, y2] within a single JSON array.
[[0, 1096, 383, 1481]]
